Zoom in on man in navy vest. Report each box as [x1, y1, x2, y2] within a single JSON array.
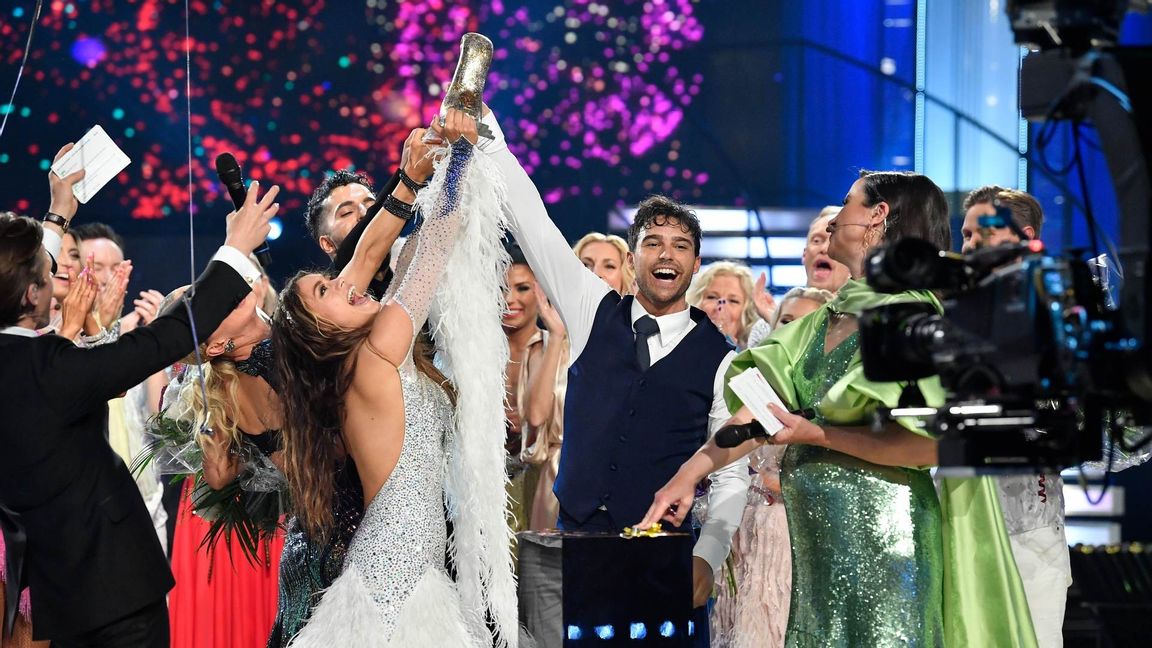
[[481, 112, 749, 644]]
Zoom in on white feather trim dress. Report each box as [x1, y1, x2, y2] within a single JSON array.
[[288, 362, 475, 648], [291, 135, 519, 647]]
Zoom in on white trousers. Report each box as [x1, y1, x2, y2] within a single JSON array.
[[1009, 525, 1072, 648]]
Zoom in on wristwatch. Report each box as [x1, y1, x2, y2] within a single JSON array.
[[43, 211, 70, 232]]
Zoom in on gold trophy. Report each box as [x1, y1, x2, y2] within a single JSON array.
[[433, 32, 494, 140]]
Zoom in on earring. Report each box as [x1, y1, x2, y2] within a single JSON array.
[[224, 339, 236, 353], [861, 225, 880, 253]]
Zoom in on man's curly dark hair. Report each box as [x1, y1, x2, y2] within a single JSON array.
[[626, 195, 702, 255]]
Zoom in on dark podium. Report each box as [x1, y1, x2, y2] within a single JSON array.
[[518, 530, 695, 647]]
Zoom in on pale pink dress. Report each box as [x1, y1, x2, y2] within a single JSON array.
[[517, 330, 568, 531], [710, 444, 792, 648]]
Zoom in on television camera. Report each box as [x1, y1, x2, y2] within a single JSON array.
[[858, 0, 1152, 474]]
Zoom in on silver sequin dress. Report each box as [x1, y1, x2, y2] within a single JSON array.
[[287, 361, 476, 648], [342, 362, 453, 637], [289, 140, 481, 648]]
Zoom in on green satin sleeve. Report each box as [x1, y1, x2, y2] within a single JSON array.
[[827, 368, 945, 439], [939, 477, 1039, 647], [723, 305, 822, 414], [724, 302, 945, 442]]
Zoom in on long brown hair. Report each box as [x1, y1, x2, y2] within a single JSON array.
[[272, 270, 451, 541]]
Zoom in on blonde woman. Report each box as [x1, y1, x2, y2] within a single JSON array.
[[710, 286, 834, 648], [155, 287, 287, 648], [573, 232, 634, 295], [687, 261, 762, 349]]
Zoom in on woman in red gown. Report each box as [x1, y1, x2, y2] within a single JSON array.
[[157, 286, 285, 647]]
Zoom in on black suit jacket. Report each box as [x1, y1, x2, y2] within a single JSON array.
[[0, 259, 251, 640]]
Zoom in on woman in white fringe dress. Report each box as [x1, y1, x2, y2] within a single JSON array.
[[271, 109, 521, 647]]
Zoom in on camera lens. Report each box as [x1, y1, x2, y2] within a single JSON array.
[[866, 239, 944, 292], [859, 301, 941, 381]]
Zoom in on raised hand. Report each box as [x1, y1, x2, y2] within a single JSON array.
[[401, 125, 438, 184], [223, 180, 280, 256], [89, 258, 132, 332], [58, 265, 98, 340], [533, 281, 565, 337], [430, 108, 480, 146], [132, 289, 166, 326], [48, 143, 87, 222], [753, 272, 777, 322]]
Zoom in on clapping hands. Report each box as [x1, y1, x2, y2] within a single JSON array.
[[87, 257, 132, 333], [753, 272, 777, 322], [58, 264, 98, 339]]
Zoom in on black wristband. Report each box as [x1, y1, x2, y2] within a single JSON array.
[[381, 194, 414, 221], [43, 211, 70, 232], [398, 168, 429, 193]]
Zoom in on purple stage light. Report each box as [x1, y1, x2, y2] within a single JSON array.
[[70, 37, 107, 68]]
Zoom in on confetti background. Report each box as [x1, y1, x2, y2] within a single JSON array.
[[0, 0, 939, 292], [0, 0, 727, 275], [5, 0, 1152, 549]]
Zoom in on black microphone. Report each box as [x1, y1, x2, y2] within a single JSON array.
[[713, 408, 816, 448], [714, 420, 769, 448], [215, 152, 272, 268]]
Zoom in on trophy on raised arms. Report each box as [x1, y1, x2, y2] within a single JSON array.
[[430, 32, 494, 141]]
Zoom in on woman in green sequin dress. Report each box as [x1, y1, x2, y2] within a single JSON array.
[[641, 171, 1038, 648]]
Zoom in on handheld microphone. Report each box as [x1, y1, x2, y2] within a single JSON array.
[[713, 408, 816, 448], [215, 152, 272, 268], [714, 420, 769, 448]]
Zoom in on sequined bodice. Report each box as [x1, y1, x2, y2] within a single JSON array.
[[341, 362, 453, 640], [792, 315, 859, 416], [780, 312, 944, 647], [268, 460, 362, 648]]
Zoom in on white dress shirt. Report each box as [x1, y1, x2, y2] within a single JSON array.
[[480, 111, 749, 572], [43, 228, 63, 262]]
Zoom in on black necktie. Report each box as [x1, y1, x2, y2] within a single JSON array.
[[634, 315, 660, 371]]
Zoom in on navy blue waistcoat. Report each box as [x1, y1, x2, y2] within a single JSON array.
[[554, 293, 732, 528]]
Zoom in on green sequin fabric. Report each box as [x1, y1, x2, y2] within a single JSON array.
[[780, 313, 944, 647], [266, 460, 363, 648]]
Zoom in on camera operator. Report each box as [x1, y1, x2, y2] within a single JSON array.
[[641, 171, 1037, 646], [960, 185, 1043, 251], [961, 185, 1069, 648]]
